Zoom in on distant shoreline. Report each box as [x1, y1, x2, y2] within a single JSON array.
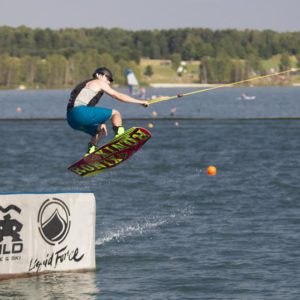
[[150, 83, 300, 88], [149, 83, 220, 88], [0, 83, 299, 91]]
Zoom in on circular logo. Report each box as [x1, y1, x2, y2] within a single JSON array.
[[38, 198, 71, 245]]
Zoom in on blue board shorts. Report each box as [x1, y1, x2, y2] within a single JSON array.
[[67, 106, 113, 136]]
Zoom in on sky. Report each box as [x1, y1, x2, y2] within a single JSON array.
[[1, 0, 299, 32]]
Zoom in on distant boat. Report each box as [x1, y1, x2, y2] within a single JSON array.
[[126, 69, 144, 97], [238, 93, 256, 100]]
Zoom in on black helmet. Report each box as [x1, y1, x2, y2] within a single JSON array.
[[92, 67, 114, 82]]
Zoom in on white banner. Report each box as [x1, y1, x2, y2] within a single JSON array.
[[0, 193, 95, 278]]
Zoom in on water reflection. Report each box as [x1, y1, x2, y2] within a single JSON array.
[[0, 271, 99, 299]]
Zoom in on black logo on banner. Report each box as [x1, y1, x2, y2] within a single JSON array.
[[0, 205, 23, 257], [38, 198, 71, 245]]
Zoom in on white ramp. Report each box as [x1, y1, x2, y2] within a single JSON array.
[[0, 192, 96, 279]]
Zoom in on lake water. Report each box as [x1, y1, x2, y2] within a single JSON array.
[[0, 87, 300, 299], [1, 86, 300, 119]]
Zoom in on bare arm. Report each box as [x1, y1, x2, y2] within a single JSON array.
[[86, 79, 149, 106], [109, 88, 148, 105], [102, 82, 148, 106]]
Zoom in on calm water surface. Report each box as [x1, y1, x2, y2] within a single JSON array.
[[1, 86, 300, 119], [0, 88, 300, 299]]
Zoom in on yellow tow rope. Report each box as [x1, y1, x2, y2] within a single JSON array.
[[148, 68, 300, 105]]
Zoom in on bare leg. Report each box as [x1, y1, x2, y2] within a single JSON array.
[[110, 109, 122, 127], [88, 109, 123, 148], [90, 132, 102, 145], [90, 124, 107, 145]]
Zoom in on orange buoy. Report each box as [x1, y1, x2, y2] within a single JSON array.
[[207, 165, 217, 176]]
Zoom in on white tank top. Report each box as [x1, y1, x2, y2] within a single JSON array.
[[74, 88, 97, 107]]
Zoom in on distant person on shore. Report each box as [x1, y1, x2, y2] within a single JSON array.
[[66, 67, 149, 156]]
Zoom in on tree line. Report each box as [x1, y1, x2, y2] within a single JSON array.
[[0, 26, 299, 88]]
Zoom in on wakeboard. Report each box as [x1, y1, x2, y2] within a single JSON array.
[[68, 127, 151, 177]]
